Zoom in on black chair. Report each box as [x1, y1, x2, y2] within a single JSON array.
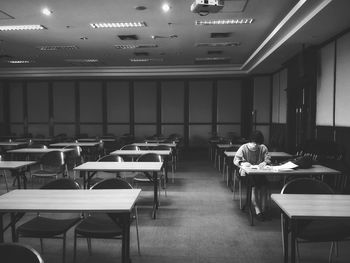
[[16, 178, 81, 263], [153, 145, 175, 182], [280, 178, 350, 262], [73, 178, 140, 261], [119, 145, 140, 161], [63, 145, 83, 179], [0, 243, 44, 263], [31, 151, 66, 184], [132, 153, 166, 199], [88, 154, 124, 186], [0, 154, 10, 192]]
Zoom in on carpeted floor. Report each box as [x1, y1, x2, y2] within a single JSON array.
[[1, 150, 349, 263]]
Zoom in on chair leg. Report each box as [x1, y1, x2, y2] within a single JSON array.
[[63, 233, 66, 263], [87, 238, 92, 255], [2, 171, 9, 192], [40, 238, 44, 253], [329, 242, 334, 263], [239, 179, 242, 210], [73, 232, 77, 263], [296, 240, 300, 263]]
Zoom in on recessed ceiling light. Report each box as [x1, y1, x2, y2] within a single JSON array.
[[0, 25, 46, 31], [90, 22, 147, 28], [195, 18, 254, 26], [162, 3, 171, 12], [42, 8, 52, 16]]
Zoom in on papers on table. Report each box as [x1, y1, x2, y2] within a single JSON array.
[[247, 161, 298, 172]]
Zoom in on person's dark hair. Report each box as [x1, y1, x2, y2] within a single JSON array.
[[250, 130, 264, 144]]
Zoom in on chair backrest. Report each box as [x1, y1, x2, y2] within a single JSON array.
[[91, 178, 132, 190], [64, 145, 83, 157], [41, 178, 80, 189], [153, 145, 171, 151], [97, 154, 124, 162], [0, 243, 44, 263], [281, 178, 334, 194], [28, 144, 48, 149], [40, 151, 65, 167], [120, 144, 140, 151], [136, 153, 162, 162]]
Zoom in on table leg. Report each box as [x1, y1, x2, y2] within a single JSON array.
[[0, 213, 3, 243], [152, 171, 158, 219], [283, 214, 289, 263], [291, 219, 296, 263], [228, 158, 233, 190], [121, 213, 131, 263]]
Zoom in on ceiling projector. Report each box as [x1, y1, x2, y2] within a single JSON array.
[[191, 0, 224, 14]]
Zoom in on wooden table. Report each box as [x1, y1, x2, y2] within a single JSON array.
[[132, 142, 177, 148], [215, 144, 241, 171], [0, 161, 37, 189], [74, 162, 164, 219], [7, 148, 73, 161], [225, 151, 294, 189], [110, 149, 172, 181], [241, 164, 341, 225], [50, 142, 101, 148], [271, 194, 350, 263], [0, 189, 141, 263], [0, 142, 28, 150]]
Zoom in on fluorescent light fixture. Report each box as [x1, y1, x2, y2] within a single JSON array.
[[64, 59, 99, 63], [195, 57, 230, 61], [195, 18, 254, 26], [7, 60, 34, 64], [90, 22, 147, 28], [42, 8, 52, 16], [115, 44, 158, 49], [196, 42, 241, 47], [162, 3, 171, 12], [37, 45, 79, 51], [130, 58, 163, 62], [0, 25, 46, 31]]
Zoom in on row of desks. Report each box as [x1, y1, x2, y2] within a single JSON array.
[[209, 141, 347, 263]]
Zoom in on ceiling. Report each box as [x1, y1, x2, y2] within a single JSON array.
[[0, 0, 349, 78]]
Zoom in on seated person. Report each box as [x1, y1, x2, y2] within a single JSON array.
[[233, 130, 271, 221]]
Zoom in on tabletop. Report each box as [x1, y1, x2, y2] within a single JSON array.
[[50, 142, 100, 147], [225, 151, 293, 158], [132, 142, 177, 148], [74, 161, 164, 172], [110, 150, 171, 156], [7, 148, 74, 154], [0, 189, 141, 213], [0, 142, 28, 146], [241, 164, 341, 176], [271, 194, 350, 219], [0, 161, 37, 170]]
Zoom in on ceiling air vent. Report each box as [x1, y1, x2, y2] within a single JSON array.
[[210, 32, 231, 38], [134, 52, 149, 56], [118, 35, 138, 40], [194, 57, 231, 64], [208, 50, 223, 55]]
